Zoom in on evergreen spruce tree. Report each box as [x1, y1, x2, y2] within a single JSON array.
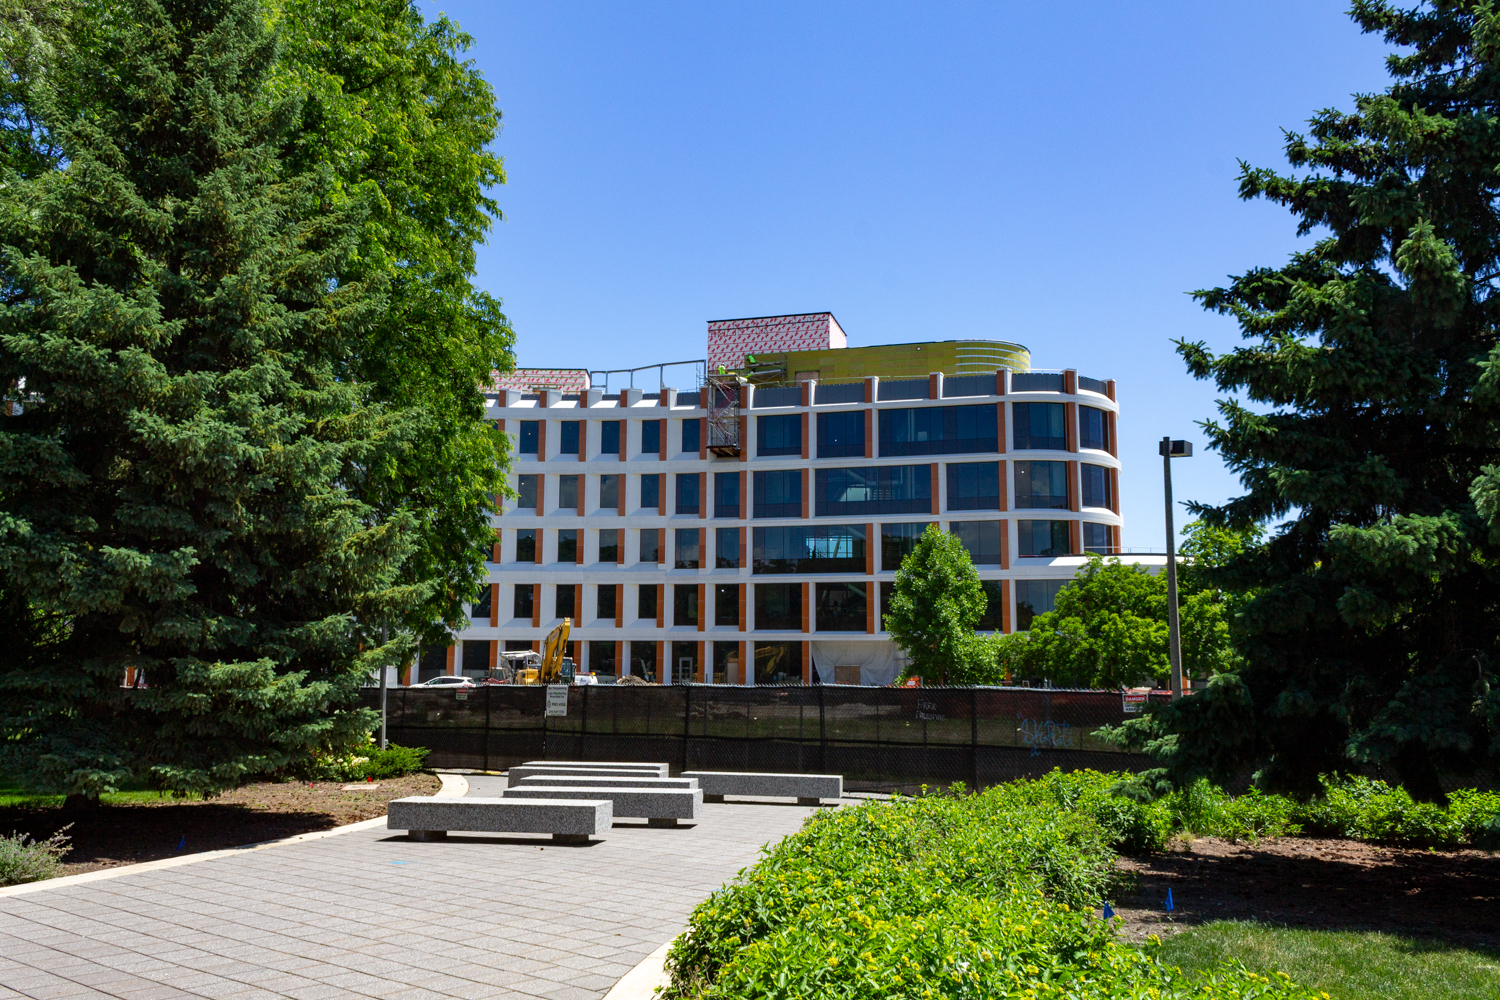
[[1128, 0, 1500, 800], [0, 0, 422, 799]]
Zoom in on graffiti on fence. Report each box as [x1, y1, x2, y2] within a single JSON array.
[[1017, 717, 1075, 751], [915, 699, 945, 721]]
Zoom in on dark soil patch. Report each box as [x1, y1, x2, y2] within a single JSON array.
[[1114, 836, 1500, 950], [0, 772, 440, 876]]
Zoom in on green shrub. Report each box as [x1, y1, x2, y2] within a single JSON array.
[[1294, 776, 1491, 847], [358, 743, 429, 779], [1168, 780, 1302, 844], [664, 772, 1319, 1000], [0, 826, 71, 886]]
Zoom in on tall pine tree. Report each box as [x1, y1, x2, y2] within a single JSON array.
[[0, 0, 422, 799], [1129, 0, 1500, 800]]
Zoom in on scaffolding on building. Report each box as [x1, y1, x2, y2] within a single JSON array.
[[704, 372, 742, 457]]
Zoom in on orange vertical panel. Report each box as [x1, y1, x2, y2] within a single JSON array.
[[577, 477, 586, 516], [1065, 402, 1078, 452], [698, 528, 706, 569], [445, 645, 456, 676], [928, 373, 940, 399], [656, 641, 665, 684], [1105, 378, 1116, 401], [579, 421, 588, 463], [1068, 461, 1081, 512], [864, 376, 876, 403], [1110, 467, 1121, 514], [1107, 410, 1119, 458], [801, 641, 812, 685], [866, 581, 875, 634], [699, 418, 707, 460], [656, 585, 664, 629], [995, 370, 1006, 396], [738, 526, 746, 569], [1064, 369, 1077, 395], [532, 585, 540, 628], [489, 640, 498, 671], [699, 473, 707, 520], [864, 409, 874, 458], [697, 583, 706, 633], [538, 421, 547, 462], [614, 640, 623, 673], [659, 420, 667, 461], [865, 524, 875, 575], [1069, 520, 1081, 555], [535, 528, 544, 565], [576, 531, 585, 565], [1000, 519, 1010, 570], [615, 586, 623, 628], [801, 582, 811, 633], [801, 412, 809, 459], [658, 477, 666, 516], [930, 465, 939, 514], [800, 381, 811, 407], [738, 584, 746, 631], [489, 583, 499, 627]]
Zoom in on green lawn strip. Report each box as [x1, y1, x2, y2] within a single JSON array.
[[0, 778, 180, 810], [1157, 921, 1500, 1000]]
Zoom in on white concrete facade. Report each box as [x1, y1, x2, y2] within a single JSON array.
[[429, 367, 1127, 686]]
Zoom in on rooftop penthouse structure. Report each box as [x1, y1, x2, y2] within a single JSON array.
[[417, 314, 1123, 687]]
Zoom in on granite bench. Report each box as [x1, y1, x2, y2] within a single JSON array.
[[500, 785, 701, 827], [522, 760, 671, 776], [387, 796, 612, 843], [681, 771, 843, 805], [516, 775, 698, 790], [507, 765, 665, 787]]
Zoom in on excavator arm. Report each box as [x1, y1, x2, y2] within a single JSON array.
[[540, 618, 571, 683]]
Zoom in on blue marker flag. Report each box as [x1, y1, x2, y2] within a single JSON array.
[[176, 835, 185, 851], [1164, 887, 1174, 912], [1102, 903, 1115, 920]]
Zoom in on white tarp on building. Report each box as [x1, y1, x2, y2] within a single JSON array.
[[810, 641, 904, 687]]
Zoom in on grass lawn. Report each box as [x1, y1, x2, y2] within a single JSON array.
[[0, 777, 185, 809], [1156, 921, 1500, 1000]]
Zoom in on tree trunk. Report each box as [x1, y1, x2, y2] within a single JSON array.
[[61, 792, 100, 814]]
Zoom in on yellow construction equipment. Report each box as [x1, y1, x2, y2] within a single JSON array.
[[496, 618, 573, 685]]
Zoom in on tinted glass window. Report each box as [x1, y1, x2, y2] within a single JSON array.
[[878, 404, 997, 456], [753, 469, 802, 518], [815, 465, 931, 516], [630, 639, 657, 680], [557, 529, 578, 562], [715, 584, 738, 626], [1079, 406, 1109, 451], [559, 421, 580, 454], [1018, 519, 1071, 557], [675, 528, 700, 569], [600, 420, 620, 454], [471, 586, 492, 619], [755, 584, 801, 630], [753, 524, 866, 574], [641, 419, 661, 454], [1081, 464, 1111, 509], [881, 522, 930, 571], [461, 639, 490, 678], [556, 584, 576, 619], [639, 528, 660, 562], [714, 472, 740, 518], [515, 528, 536, 562], [675, 473, 700, 514], [951, 520, 1002, 565], [589, 640, 616, 675], [716, 527, 740, 568], [513, 584, 534, 619], [682, 418, 700, 454], [817, 410, 864, 458], [1013, 402, 1066, 450], [754, 641, 801, 684], [596, 584, 617, 619], [1083, 522, 1111, 553], [637, 584, 658, 619], [946, 462, 1000, 511], [978, 579, 1005, 630], [674, 584, 699, 626], [598, 528, 619, 562], [517, 474, 537, 508], [599, 474, 619, 509], [1015, 461, 1068, 509], [558, 475, 579, 509], [518, 420, 539, 453], [640, 473, 660, 509], [757, 413, 801, 457], [1016, 579, 1066, 630], [816, 582, 866, 632]]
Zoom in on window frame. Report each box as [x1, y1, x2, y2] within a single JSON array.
[[756, 413, 802, 457]]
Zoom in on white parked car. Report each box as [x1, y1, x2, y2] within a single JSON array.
[[413, 676, 476, 688]]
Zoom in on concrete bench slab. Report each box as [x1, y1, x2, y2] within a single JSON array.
[[387, 796, 611, 843], [501, 786, 701, 826], [508, 765, 665, 787], [516, 775, 698, 790], [682, 771, 843, 804], [522, 760, 670, 776]]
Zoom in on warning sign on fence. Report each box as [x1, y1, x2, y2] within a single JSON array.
[[1122, 689, 1150, 714], [545, 684, 569, 717]]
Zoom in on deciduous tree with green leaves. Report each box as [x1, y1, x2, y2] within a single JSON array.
[[1118, 0, 1500, 801], [0, 0, 449, 800], [885, 525, 1001, 685]]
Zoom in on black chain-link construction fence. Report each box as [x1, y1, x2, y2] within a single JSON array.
[[363, 685, 1166, 792]]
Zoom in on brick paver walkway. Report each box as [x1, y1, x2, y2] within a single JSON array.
[[0, 777, 821, 999]]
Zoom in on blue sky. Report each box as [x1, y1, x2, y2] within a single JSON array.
[[424, 1, 1394, 550]]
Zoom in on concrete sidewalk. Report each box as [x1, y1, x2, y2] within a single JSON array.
[[0, 785, 823, 999]]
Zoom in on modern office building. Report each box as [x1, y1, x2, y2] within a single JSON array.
[[417, 313, 1124, 686]]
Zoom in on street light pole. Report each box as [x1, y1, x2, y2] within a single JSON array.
[[378, 626, 388, 750], [1160, 437, 1193, 701]]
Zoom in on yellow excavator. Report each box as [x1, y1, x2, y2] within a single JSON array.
[[497, 618, 573, 685]]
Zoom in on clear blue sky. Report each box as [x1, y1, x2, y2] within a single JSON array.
[[423, 1, 1393, 550]]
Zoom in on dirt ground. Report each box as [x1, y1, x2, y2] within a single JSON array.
[[0, 773, 441, 876], [1115, 835, 1500, 950]]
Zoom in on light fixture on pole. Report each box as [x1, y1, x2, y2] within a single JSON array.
[[1160, 437, 1193, 701]]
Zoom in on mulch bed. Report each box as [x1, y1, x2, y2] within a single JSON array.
[[1, 773, 441, 876], [1114, 836, 1500, 950]]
